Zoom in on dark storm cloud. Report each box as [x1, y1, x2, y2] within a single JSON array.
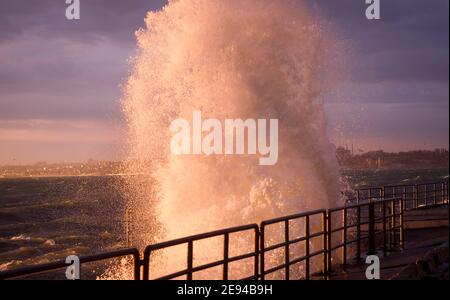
[[0, 1, 169, 121], [0, 0, 168, 43], [316, 0, 449, 86], [0, 0, 447, 112], [0, 0, 447, 155], [0, 35, 129, 120]]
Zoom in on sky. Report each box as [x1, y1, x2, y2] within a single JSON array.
[[0, 0, 448, 165]]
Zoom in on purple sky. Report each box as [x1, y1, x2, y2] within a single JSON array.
[[0, 0, 448, 165]]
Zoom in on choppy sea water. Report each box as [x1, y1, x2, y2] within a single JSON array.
[[0, 168, 448, 278], [342, 168, 449, 189], [0, 175, 129, 278]]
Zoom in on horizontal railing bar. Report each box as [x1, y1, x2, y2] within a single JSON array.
[[288, 255, 308, 265], [155, 269, 190, 280], [329, 197, 401, 213], [264, 248, 328, 275], [153, 250, 257, 280], [0, 248, 139, 280], [240, 274, 258, 280], [80, 248, 140, 264], [263, 238, 305, 252], [261, 263, 286, 275], [263, 231, 326, 252], [330, 243, 346, 251], [145, 224, 258, 253], [261, 209, 325, 226], [0, 260, 68, 280], [416, 181, 447, 186], [225, 252, 257, 265], [309, 231, 326, 239], [149, 252, 257, 280], [309, 249, 326, 258]]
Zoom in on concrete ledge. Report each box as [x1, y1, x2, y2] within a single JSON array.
[[403, 205, 449, 229], [404, 219, 449, 229], [393, 242, 449, 280]]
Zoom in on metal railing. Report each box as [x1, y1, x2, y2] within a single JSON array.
[[355, 187, 384, 203], [259, 209, 327, 280], [0, 248, 140, 280], [0, 180, 448, 280], [142, 224, 259, 280], [354, 181, 449, 208], [327, 197, 403, 272]]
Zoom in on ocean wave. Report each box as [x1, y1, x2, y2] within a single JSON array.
[[10, 234, 34, 241], [0, 246, 90, 272], [0, 199, 81, 213], [0, 260, 22, 271]]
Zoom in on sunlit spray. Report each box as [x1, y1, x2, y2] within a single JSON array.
[[120, 0, 342, 279]]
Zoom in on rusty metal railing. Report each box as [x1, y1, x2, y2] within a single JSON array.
[[0, 180, 448, 280]]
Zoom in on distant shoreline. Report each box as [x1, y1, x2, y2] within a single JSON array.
[[0, 167, 448, 180], [0, 173, 145, 180], [339, 166, 449, 172]]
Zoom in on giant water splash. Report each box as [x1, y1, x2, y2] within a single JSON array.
[[121, 0, 342, 278]]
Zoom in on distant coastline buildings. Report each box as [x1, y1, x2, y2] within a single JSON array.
[[336, 147, 449, 170], [0, 149, 448, 178]]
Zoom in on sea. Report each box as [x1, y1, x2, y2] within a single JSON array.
[[0, 168, 448, 279]]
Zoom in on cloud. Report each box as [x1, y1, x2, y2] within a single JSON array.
[[0, 0, 168, 43], [0, 118, 122, 142], [326, 101, 449, 151], [0, 1, 174, 122], [0, 0, 447, 164], [0, 32, 132, 121], [317, 0, 449, 85]]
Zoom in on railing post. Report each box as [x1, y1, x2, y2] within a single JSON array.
[[433, 183, 437, 205], [322, 211, 328, 276], [284, 220, 290, 280], [403, 186, 407, 210], [305, 216, 310, 280], [254, 228, 259, 281], [187, 241, 193, 280], [400, 198, 404, 248], [368, 202, 376, 255], [356, 206, 361, 263], [445, 181, 450, 204], [414, 184, 418, 208], [342, 208, 347, 269], [134, 256, 141, 281], [382, 200, 387, 257], [125, 208, 130, 247], [143, 251, 149, 280], [327, 212, 332, 273], [424, 184, 428, 206], [391, 200, 397, 249], [446, 181, 449, 204], [379, 187, 385, 213], [445, 181, 449, 203], [260, 225, 265, 280], [223, 233, 229, 280]]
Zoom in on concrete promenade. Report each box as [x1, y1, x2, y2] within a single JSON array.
[[331, 206, 449, 280]]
